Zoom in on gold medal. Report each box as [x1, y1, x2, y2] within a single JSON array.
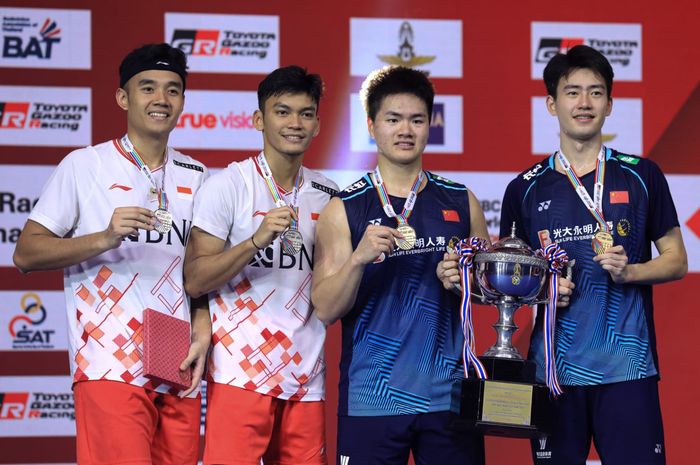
[[592, 230, 613, 255], [395, 224, 416, 250]]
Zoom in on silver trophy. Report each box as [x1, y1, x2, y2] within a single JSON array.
[[452, 223, 568, 438], [472, 223, 549, 360]]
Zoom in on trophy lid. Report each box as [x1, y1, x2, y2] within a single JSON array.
[[490, 222, 536, 256]]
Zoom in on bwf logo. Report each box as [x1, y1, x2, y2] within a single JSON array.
[[0, 392, 29, 419]]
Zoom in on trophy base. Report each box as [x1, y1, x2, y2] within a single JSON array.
[[450, 357, 553, 438]]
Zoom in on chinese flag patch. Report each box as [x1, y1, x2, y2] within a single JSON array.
[[442, 210, 460, 222], [610, 191, 629, 204], [311, 212, 320, 220]]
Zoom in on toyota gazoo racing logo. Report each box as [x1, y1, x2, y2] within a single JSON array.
[[171, 28, 275, 59], [2, 16, 61, 59], [0, 392, 29, 419], [0, 100, 87, 131], [535, 37, 585, 63], [536, 36, 639, 67], [8, 292, 56, 349]]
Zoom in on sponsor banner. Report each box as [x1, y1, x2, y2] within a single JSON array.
[[0, 291, 68, 351], [531, 97, 642, 155], [0, 7, 90, 70], [165, 12, 279, 74], [0, 376, 74, 437], [531, 22, 641, 81], [0, 165, 53, 265], [350, 18, 462, 78], [349, 93, 463, 153], [169, 90, 260, 150], [667, 175, 700, 273], [0, 86, 91, 147]]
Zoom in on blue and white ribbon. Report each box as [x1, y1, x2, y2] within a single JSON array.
[[455, 237, 489, 379], [536, 243, 569, 396]]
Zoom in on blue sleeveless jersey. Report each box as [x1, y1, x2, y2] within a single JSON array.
[[500, 148, 679, 386], [337, 172, 472, 416]]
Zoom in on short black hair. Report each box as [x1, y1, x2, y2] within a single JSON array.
[[543, 45, 614, 99], [257, 65, 323, 112], [119, 43, 188, 91], [360, 66, 435, 121]]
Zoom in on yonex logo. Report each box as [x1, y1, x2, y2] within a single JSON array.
[[340, 455, 350, 465], [539, 437, 547, 450], [655, 443, 663, 454], [538, 200, 551, 211]]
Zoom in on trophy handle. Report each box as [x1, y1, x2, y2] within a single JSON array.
[[533, 259, 575, 304], [452, 282, 489, 304]]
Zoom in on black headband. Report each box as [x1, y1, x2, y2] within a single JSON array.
[[119, 58, 187, 90]]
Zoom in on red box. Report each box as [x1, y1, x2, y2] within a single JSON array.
[[142, 309, 191, 391]]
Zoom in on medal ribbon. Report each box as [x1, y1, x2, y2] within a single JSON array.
[[556, 147, 609, 232], [119, 135, 168, 211], [256, 152, 303, 230], [535, 243, 569, 396], [455, 237, 489, 379], [370, 167, 423, 226]]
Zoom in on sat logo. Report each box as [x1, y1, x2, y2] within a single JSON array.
[[8, 292, 56, 347]]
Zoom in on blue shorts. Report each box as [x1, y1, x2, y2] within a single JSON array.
[[337, 412, 484, 465], [531, 377, 665, 465]]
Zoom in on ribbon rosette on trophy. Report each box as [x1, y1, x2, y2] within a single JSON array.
[[450, 223, 569, 439]]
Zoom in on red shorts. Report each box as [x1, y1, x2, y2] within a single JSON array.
[[203, 383, 327, 465], [74, 380, 201, 465]]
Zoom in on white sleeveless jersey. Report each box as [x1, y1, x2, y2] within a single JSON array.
[[192, 155, 338, 401], [28, 140, 208, 396]]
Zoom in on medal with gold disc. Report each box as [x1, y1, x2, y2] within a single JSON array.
[[555, 147, 614, 256], [371, 166, 423, 251]]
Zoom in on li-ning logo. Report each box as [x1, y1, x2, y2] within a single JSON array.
[[340, 455, 350, 465], [156, 60, 170, 66], [535, 37, 585, 63], [368, 218, 382, 226], [2, 18, 62, 59], [538, 200, 551, 211], [378, 21, 435, 67]]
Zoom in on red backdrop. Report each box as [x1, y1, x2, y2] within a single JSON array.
[[1, 0, 698, 464]]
